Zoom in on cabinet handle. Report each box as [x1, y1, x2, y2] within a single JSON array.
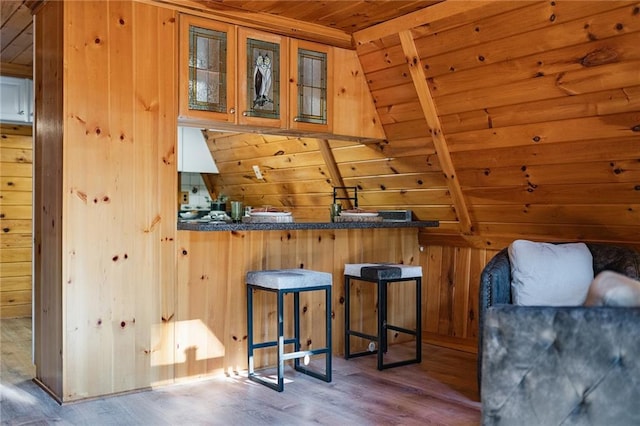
[[293, 117, 299, 122], [18, 110, 25, 115], [229, 108, 235, 114], [242, 111, 248, 117]]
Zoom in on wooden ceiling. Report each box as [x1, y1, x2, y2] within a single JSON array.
[[0, 0, 441, 77]]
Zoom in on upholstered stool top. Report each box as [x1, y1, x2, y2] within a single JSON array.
[[344, 263, 423, 280], [246, 269, 332, 290]]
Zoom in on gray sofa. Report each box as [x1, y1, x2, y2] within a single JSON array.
[[478, 243, 640, 425]]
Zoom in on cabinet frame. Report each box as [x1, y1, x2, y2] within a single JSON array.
[[178, 15, 236, 124]]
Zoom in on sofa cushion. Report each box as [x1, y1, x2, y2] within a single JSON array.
[[508, 240, 594, 306], [584, 270, 640, 307]]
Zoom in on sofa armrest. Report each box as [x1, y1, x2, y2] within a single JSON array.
[[482, 305, 640, 426], [478, 248, 512, 388]]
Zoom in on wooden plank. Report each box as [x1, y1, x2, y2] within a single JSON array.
[[475, 222, 640, 244], [1, 176, 32, 192], [215, 150, 327, 174], [464, 182, 639, 205], [0, 289, 31, 305], [447, 111, 640, 152], [441, 85, 640, 134], [435, 60, 640, 115], [0, 162, 31, 177], [451, 136, 640, 170], [0, 261, 31, 277], [0, 146, 33, 163], [0, 275, 31, 292], [398, 30, 472, 234], [1, 233, 31, 248], [0, 247, 31, 262], [338, 155, 443, 177], [358, 189, 454, 206], [0, 303, 31, 318], [0, 192, 32, 205], [470, 204, 640, 227], [458, 159, 640, 188], [342, 172, 448, 191], [210, 136, 320, 163], [429, 31, 640, 99], [421, 2, 639, 78], [211, 164, 331, 185]]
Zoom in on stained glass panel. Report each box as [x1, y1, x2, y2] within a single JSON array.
[[245, 38, 280, 119]]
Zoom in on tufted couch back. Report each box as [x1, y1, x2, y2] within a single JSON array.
[[478, 243, 640, 425]]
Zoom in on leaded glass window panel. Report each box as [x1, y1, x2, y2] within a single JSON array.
[[297, 49, 327, 124], [188, 26, 227, 113]]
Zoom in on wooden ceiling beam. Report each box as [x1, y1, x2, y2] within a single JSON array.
[[398, 30, 473, 235], [145, 0, 354, 49], [0, 62, 32, 78], [317, 139, 354, 210]]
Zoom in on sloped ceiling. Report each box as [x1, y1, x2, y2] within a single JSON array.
[[203, 1, 640, 248]]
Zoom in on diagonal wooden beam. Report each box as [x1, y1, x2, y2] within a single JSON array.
[[317, 139, 354, 210], [398, 29, 473, 235]]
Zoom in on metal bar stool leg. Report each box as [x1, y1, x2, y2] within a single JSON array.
[[325, 285, 332, 381], [416, 277, 422, 363], [276, 290, 285, 392], [294, 291, 300, 370], [344, 275, 351, 359], [377, 278, 385, 370]]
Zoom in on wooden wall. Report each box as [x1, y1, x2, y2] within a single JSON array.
[[34, 0, 178, 402], [176, 227, 425, 379], [353, 1, 640, 247], [0, 123, 32, 318]]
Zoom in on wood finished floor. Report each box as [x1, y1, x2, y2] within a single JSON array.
[[1, 317, 480, 425]]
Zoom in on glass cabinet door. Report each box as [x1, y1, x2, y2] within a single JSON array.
[[179, 15, 236, 123], [289, 39, 332, 133], [237, 28, 288, 128]]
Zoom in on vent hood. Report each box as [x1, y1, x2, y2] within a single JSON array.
[[177, 126, 219, 173]]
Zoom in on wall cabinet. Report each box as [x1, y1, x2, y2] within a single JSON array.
[[178, 15, 236, 124], [178, 14, 383, 141], [0, 76, 33, 123]]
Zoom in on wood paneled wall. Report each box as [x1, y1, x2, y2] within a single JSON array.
[[174, 229, 497, 383], [0, 123, 32, 319], [353, 1, 640, 247], [34, 0, 178, 402]]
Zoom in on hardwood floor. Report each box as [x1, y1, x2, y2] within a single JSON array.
[[1, 317, 480, 425]]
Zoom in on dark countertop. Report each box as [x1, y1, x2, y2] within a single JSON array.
[[177, 220, 439, 232]]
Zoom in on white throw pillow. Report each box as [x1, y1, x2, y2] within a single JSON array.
[[508, 240, 594, 306]]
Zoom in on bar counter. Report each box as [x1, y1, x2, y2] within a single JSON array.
[[178, 220, 439, 232]]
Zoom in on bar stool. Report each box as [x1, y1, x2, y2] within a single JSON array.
[[246, 268, 332, 392], [344, 263, 422, 370]]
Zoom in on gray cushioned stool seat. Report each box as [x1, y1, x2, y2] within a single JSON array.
[[247, 268, 332, 392], [247, 269, 332, 290], [344, 263, 422, 370]]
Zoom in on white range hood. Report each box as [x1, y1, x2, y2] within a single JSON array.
[[177, 126, 219, 173]]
